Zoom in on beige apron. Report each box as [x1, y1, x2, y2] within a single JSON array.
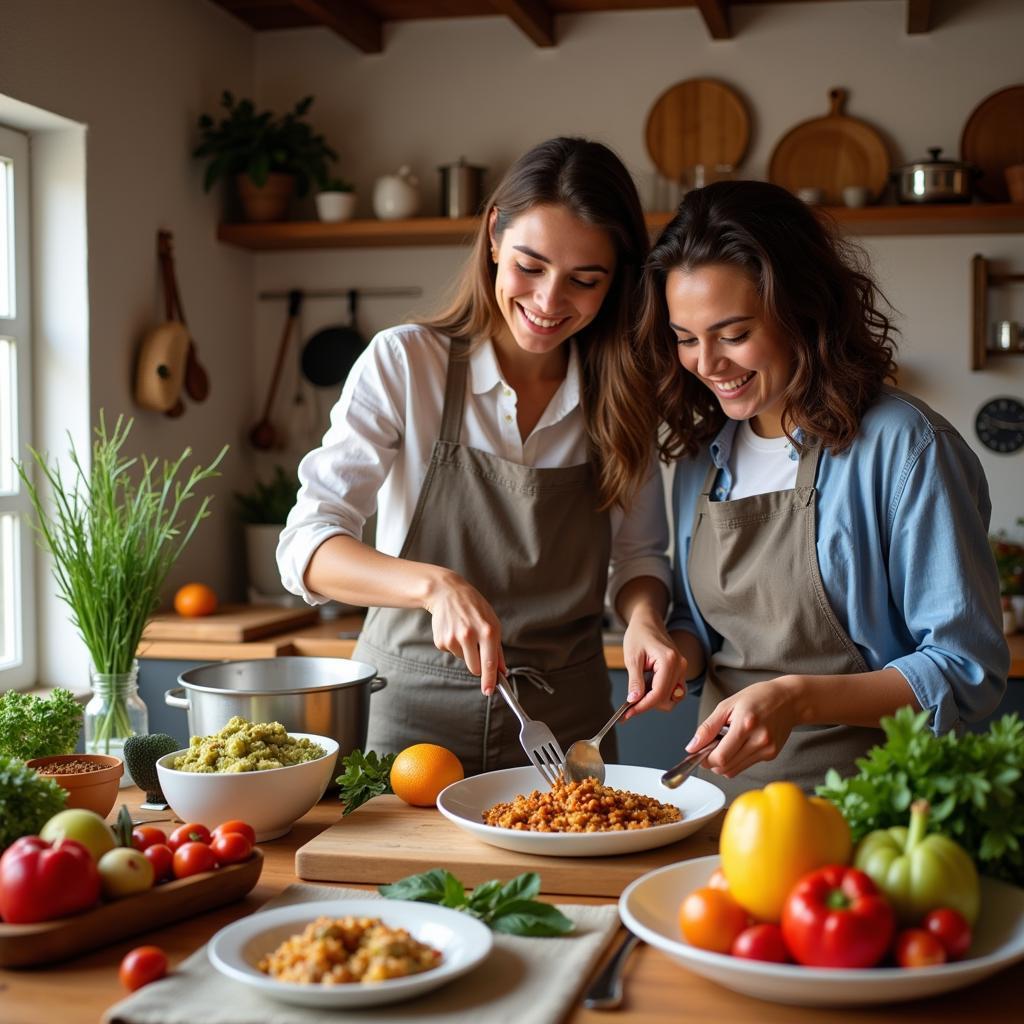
[[687, 439, 882, 800], [355, 336, 615, 776]]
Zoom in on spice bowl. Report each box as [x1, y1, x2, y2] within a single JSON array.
[[25, 753, 124, 817]]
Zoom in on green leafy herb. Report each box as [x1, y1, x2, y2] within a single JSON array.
[[336, 749, 396, 816], [0, 754, 68, 851], [817, 707, 1024, 883], [379, 869, 574, 937], [0, 688, 83, 760]]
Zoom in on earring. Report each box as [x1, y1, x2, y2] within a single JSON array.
[[490, 248, 499, 262]]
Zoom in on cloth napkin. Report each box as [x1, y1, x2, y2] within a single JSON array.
[[105, 883, 620, 1024]]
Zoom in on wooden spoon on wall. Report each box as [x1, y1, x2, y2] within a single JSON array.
[[250, 289, 303, 450]]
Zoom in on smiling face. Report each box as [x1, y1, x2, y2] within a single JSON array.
[[666, 263, 795, 437], [489, 203, 616, 368]]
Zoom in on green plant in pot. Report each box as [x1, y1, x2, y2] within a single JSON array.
[[235, 465, 298, 599], [315, 176, 357, 223], [193, 91, 338, 222], [17, 415, 226, 781]]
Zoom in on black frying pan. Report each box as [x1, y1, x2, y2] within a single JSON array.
[[300, 289, 366, 388]]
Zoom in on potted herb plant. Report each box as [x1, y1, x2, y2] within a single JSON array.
[[315, 177, 357, 223], [990, 525, 1024, 634], [193, 91, 338, 222], [235, 465, 298, 599], [17, 416, 225, 780]]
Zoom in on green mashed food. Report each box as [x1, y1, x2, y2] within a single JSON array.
[[173, 716, 326, 773]]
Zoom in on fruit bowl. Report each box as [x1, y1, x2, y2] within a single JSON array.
[[25, 754, 124, 817]]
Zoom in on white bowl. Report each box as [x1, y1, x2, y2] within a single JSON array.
[[619, 854, 1024, 1007], [156, 733, 339, 841], [208, 897, 492, 1008], [436, 764, 724, 857]]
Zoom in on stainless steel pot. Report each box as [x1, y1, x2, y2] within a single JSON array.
[[165, 657, 386, 773], [894, 148, 976, 204], [438, 157, 487, 218]]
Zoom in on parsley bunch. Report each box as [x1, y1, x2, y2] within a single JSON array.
[[0, 754, 68, 851], [817, 707, 1024, 883], [0, 689, 83, 760], [336, 749, 396, 816], [380, 869, 574, 936]]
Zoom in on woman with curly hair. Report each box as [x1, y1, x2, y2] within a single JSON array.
[[637, 180, 1007, 798], [279, 138, 683, 775]]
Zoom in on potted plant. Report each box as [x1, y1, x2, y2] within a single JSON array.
[[315, 176, 357, 223], [193, 91, 338, 222], [17, 416, 225, 779], [235, 465, 298, 599], [990, 525, 1024, 634]]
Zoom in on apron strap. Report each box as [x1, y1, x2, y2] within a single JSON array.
[[439, 336, 471, 444], [699, 458, 719, 499], [794, 436, 823, 491]]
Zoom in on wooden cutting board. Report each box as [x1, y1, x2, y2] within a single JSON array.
[[142, 603, 318, 642], [295, 796, 721, 897], [961, 83, 1024, 202]]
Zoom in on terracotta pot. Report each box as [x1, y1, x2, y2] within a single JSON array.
[[236, 172, 295, 222], [26, 753, 124, 818]]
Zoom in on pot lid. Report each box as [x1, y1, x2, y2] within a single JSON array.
[[901, 147, 973, 171], [179, 656, 378, 695]]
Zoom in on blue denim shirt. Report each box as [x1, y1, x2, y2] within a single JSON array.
[[667, 387, 1009, 734]]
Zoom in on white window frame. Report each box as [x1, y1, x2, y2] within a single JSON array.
[[0, 123, 36, 690]]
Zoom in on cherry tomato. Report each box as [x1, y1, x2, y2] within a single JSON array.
[[211, 820, 256, 847], [210, 831, 252, 865], [172, 841, 217, 879], [678, 887, 749, 954], [922, 908, 972, 961], [119, 945, 168, 991], [131, 826, 167, 851], [143, 843, 174, 882], [706, 868, 730, 892], [167, 823, 211, 851], [731, 923, 790, 962], [895, 928, 947, 968]]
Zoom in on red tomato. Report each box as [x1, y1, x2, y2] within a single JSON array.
[[0, 837, 100, 924], [172, 841, 217, 879], [895, 928, 947, 968], [212, 820, 256, 846], [119, 945, 168, 991], [678, 887, 749, 953], [922, 908, 972, 961], [143, 843, 175, 882], [131, 826, 167, 851], [731, 923, 790, 963], [210, 831, 252, 865], [167, 823, 211, 851]]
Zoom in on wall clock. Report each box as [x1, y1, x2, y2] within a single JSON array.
[[975, 396, 1024, 454]]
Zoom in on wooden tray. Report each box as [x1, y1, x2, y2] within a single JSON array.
[[141, 603, 317, 643], [295, 796, 720, 897], [0, 849, 263, 967], [768, 87, 890, 205], [961, 84, 1024, 202], [644, 77, 751, 182]]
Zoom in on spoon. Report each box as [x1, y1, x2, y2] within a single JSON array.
[[564, 698, 633, 784], [660, 730, 727, 789]]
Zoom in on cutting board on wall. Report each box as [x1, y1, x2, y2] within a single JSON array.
[[142, 603, 317, 642], [295, 796, 720, 897]]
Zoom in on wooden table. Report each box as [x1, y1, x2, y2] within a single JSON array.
[[2, 789, 1021, 1024]]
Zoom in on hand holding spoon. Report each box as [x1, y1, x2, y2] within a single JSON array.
[[564, 698, 633, 784]]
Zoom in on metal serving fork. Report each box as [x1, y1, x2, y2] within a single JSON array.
[[495, 673, 566, 786]]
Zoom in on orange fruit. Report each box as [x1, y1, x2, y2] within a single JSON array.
[[678, 887, 749, 953], [389, 743, 464, 807], [173, 582, 218, 618]]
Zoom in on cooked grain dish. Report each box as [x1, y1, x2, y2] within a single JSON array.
[[173, 716, 325, 773], [258, 915, 443, 985], [482, 776, 682, 832]]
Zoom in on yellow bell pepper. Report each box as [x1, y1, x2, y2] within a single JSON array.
[[719, 781, 852, 922]]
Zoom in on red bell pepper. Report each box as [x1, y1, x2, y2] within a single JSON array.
[[781, 864, 894, 968], [0, 835, 101, 923]]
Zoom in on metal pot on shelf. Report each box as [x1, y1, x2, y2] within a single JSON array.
[[893, 148, 977, 204], [438, 157, 487, 218]]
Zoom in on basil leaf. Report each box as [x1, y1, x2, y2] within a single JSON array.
[[467, 879, 504, 915], [490, 900, 575, 937], [379, 868, 451, 903]]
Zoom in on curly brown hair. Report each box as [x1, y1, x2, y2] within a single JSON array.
[[636, 180, 898, 461], [422, 137, 652, 509]]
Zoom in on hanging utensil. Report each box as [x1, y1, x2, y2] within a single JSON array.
[[157, 230, 210, 405], [300, 289, 366, 388], [250, 289, 303, 450]]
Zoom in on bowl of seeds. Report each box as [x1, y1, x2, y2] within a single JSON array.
[[26, 753, 124, 817]]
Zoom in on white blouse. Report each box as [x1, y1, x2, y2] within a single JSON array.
[[277, 324, 671, 609]]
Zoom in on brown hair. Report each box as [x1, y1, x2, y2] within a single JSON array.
[[636, 180, 898, 460], [422, 137, 652, 509]]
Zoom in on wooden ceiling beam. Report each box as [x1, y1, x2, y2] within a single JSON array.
[[906, 0, 933, 34], [694, 0, 731, 41], [490, 1, 556, 47], [288, 0, 383, 52]]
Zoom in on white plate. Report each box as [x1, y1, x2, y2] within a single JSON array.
[[208, 898, 493, 1008], [435, 764, 724, 857], [619, 855, 1024, 1007]]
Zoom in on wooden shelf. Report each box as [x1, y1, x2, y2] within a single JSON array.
[[218, 204, 1024, 251], [971, 255, 1024, 370]]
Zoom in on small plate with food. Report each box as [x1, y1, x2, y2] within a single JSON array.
[[208, 898, 492, 1008], [436, 764, 725, 857]]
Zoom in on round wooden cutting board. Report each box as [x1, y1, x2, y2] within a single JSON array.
[[961, 84, 1024, 202], [768, 88, 890, 205], [644, 78, 751, 182]]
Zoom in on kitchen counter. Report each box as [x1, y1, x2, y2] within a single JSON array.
[[3, 788, 1021, 1024]]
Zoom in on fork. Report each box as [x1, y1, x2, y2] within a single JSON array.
[[495, 673, 566, 787]]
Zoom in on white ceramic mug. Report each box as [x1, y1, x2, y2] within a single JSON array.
[[842, 185, 870, 208]]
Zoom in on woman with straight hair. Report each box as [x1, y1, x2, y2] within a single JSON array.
[[279, 137, 685, 775], [636, 179, 1007, 799]]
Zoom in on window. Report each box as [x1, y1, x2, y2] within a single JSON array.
[[0, 124, 35, 690]]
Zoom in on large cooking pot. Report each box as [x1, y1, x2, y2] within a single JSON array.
[[893, 148, 977, 204], [164, 657, 386, 773]]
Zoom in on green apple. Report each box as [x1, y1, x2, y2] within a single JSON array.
[[97, 847, 154, 899], [40, 808, 117, 862]]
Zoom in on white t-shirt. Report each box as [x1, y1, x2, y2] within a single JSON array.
[[277, 324, 671, 607], [728, 419, 799, 499]]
